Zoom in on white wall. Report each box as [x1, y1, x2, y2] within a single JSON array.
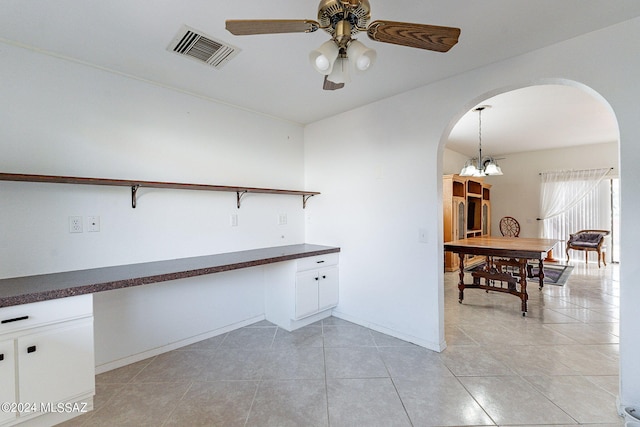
[[442, 148, 469, 176], [305, 18, 640, 409], [305, 102, 449, 349], [93, 268, 265, 370], [482, 141, 618, 239], [0, 43, 306, 279], [0, 43, 307, 368]]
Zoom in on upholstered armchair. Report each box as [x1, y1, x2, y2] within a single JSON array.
[[566, 230, 610, 267]]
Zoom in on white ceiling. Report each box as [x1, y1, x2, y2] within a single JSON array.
[[1, 1, 635, 154], [447, 85, 620, 157]]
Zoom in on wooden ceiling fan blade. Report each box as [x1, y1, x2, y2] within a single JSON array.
[[367, 20, 460, 52], [323, 76, 345, 91], [225, 19, 320, 35]]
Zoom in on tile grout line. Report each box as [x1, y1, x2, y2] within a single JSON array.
[[242, 380, 261, 427], [322, 318, 335, 427], [159, 380, 195, 427], [452, 375, 498, 426], [242, 325, 275, 427], [374, 330, 415, 427], [518, 374, 581, 425]]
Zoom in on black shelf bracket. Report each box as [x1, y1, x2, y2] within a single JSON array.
[[303, 194, 315, 209], [236, 190, 248, 209], [131, 185, 140, 208]]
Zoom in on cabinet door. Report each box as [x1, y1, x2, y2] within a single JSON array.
[[18, 319, 95, 406], [0, 339, 16, 424], [295, 270, 319, 319], [482, 201, 490, 235], [318, 266, 339, 311]]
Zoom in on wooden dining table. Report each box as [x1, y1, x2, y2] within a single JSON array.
[[444, 236, 558, 315]]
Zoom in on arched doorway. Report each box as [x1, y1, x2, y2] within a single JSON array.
[[444, 82, 619, 242], [438, 81, 622, 421]]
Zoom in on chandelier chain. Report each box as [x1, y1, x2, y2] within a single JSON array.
[[477, 106, 483, 169]]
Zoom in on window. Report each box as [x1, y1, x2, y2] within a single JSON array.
[[539, 168, 612, 263]]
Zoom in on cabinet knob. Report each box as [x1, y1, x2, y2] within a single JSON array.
[[314, 277, 319, 281], [27, 345, 37, 354], [0, 353, 4, 361], [322, 275, 326, 279]]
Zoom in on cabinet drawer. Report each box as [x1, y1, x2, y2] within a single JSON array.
[[297, 253, 339, 272], [0, 294, 93, 335]]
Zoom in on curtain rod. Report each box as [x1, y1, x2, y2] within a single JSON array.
[[538, 167, 614, 176]]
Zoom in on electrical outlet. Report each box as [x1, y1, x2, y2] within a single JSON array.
[[87, 216, 100, 232], [278, 213, 287, 225], [230, 214, 238, 227], [69, 216, 83, 233]]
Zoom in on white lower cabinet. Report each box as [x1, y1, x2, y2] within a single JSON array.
[[0, 294, 95, 426], [0, 339, 16, 425], [317, 266, 339, 311], [295, 265, 339, 319], [265, 253, 339, 331], [18, 320, 95, 407]]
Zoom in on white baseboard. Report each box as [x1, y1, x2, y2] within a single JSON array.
[[95, 314, 265, 374], [330, 310, 446, 352]]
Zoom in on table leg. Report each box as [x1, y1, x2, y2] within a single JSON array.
[[538, 259, 545, 290], [458, 253, 465, 303], [519, 259, 528, 315]]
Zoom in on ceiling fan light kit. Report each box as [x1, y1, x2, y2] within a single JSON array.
[[225, 0, 460, 90], [311, 39, 376, 84]]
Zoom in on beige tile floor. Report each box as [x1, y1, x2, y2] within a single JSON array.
[[61, 262, 623, 426]]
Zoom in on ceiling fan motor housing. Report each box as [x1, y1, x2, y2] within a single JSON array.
[[318, 0, 371, 35]]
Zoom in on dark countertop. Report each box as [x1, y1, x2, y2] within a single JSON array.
[[0, 244, 340, 308]]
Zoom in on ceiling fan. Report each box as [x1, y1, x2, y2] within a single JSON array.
[[226, 0, 460, 90]]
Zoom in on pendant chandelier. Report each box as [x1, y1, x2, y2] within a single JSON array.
[[460, 106, 503, 177]]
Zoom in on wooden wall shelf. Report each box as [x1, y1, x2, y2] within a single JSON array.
[[0, 173, 320, 209]]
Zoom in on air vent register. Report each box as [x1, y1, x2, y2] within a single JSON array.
[[168, 25, 240, 69]]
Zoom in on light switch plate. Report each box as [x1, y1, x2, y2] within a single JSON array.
[[418, 228, 428, 243]]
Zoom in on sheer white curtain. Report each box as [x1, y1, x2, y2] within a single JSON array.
[[539, 168, 610, 221], [538, 168, 611, 258]]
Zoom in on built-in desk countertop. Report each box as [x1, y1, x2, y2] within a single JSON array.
[[0, 244, 340, 308]]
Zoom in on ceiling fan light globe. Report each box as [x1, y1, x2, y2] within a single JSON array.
[[309, 40, 339, 75], [348, 40, 376, 73], [356, 56, 371, 71], [327, 57, 350, 84], [315, 55, 331, 71]]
